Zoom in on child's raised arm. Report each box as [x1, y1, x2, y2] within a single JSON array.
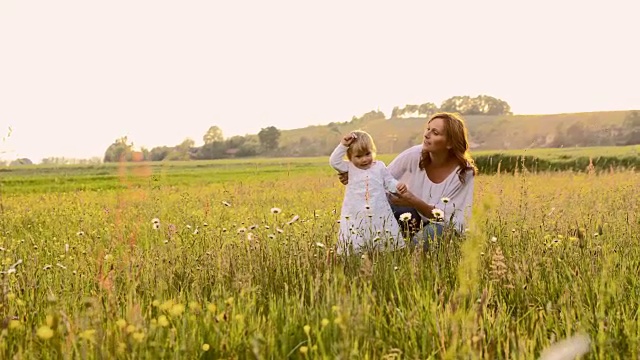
[[329, 143, 350, 173]]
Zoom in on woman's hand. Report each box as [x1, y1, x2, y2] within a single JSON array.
[[338, 172, 348, 185], [387, 189, 416, 207]]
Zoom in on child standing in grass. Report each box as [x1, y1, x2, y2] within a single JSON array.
[[330, 130, 407, 255]]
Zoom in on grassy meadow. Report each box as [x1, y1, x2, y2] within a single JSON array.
[[0, 155, 639, 359]]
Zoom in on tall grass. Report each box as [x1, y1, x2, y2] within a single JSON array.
[[0, 162, 638, 359]]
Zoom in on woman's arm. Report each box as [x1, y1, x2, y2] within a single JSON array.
[[389, 190, 435, 219]]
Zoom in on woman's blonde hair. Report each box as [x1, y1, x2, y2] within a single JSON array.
[[346, 130, 377, 160], [419, 112, 478, 182]]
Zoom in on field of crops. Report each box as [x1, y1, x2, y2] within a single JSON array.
[[0, 155, 638, 359]]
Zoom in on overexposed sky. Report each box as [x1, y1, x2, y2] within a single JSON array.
[[1, 0, 639, 162]]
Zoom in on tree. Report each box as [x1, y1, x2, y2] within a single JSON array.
[[104, 136, 134, 162], [9, 158, 32, 166], [623, 111, 640, 145], [439, 95, 512, 115], [258, 126, 281, 151], [203, 126, 224, 144]]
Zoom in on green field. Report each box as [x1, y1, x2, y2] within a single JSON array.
[[0, 151, 639, 359]]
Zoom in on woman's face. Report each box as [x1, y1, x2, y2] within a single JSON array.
[[422, 118, 450, 153]]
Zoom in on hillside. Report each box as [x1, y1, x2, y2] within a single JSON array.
[[277, 110, 637, 157]]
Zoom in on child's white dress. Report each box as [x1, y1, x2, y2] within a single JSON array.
[[330, 144, 406, 254]]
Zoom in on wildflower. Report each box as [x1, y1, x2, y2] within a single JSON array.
[[169, 304, 185, 317], [303, 325, 311, 335], [207, 303, 217, 313], [221, 201, 231, 207], [202, 344, 210, 352], [79, 329, 96, 342], [270, 207, 282, 214], [9, 319, 21, 330], [247, 233, 255, 241], [276, 228, 284, 234], [441, 197, 450, 204], [490, 236, 497, 243], [158, 315, 170, 327], [132, 332, 145, 342], [237, 227, 247, 234], [300, 346, 309, 355], [151, 218, 160, 225], [43, 264, 52, 270], [189, 301, 200, 312], [264, 225, 270, 229], [287, 215, 300, 225], [249, 224, 258, 230], [37, 325, 54, 340], [539, 333, 590, 360], [399, 212, 412, 222], [76, 231, 84, 236], [431, 208, 444, 220], [268, 234, 276, 239], [116, 319, 127, 329], [203, 222, 208, 227], [321, 318, 329, 327], [152, 223, 160, 230]]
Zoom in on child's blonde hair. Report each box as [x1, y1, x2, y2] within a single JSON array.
[[346, 130, 377, 160]]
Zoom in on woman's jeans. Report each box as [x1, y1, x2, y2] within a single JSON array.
[[391, 205, 444, 251]]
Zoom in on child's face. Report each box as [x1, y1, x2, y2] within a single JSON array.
[[351, 150, 373, 170]]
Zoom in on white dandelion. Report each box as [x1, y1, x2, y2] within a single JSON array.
[[270, 207, 282, 214], [441, 197, 450, 204], [399, 212, 412, 222], [539, 333, 590, 360], [222, 201, 231, 207], [287, 215, 300, 225]]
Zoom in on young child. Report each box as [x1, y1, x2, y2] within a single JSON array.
[[330, 130, 407, 254]]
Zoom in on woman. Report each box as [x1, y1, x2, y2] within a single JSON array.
[[339, 112, 477, 247]]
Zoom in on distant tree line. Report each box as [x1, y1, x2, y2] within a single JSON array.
[[102, 126, 282, 162], [391, 95, 512, 118]]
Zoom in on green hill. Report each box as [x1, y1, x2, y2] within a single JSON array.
[[277, 110, 638, 157]]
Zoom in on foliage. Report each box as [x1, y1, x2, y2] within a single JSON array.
[[258, 126, 281, 151], [1, 160, 638, 358]]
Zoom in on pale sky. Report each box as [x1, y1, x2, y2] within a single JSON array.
[[1, 0, 639, 162]]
